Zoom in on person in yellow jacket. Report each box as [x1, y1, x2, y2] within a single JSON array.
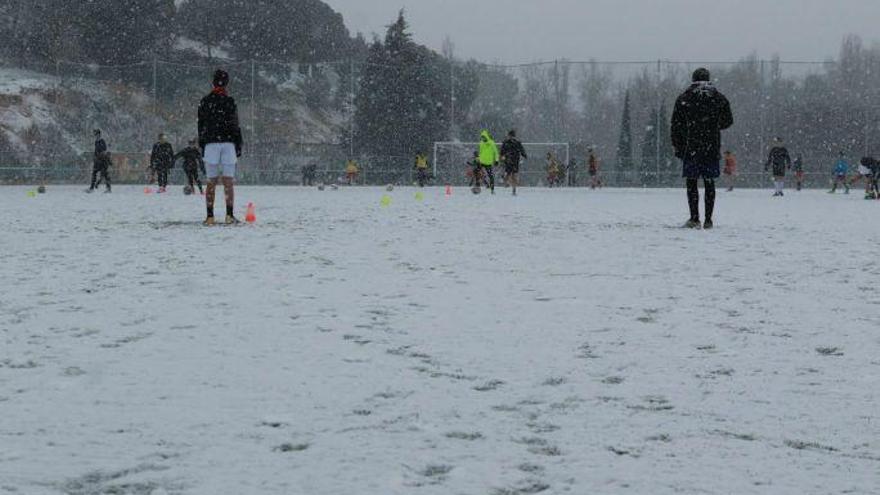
[[546, 152, 561, 187], [414, 152, 430, 187], [345, 159, 359, 186], [477, 130, 499, 194]]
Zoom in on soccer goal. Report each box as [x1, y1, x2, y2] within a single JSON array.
[[433, 141, 570, 186]]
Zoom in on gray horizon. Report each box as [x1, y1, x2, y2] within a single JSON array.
[[325, 0, 880, 63]]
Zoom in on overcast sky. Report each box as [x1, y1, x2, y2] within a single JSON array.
[[324, 0, 880, 64]]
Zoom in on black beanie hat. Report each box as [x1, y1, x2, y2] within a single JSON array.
[[213, 69, 229, 87], [692, 68, 711, 82]]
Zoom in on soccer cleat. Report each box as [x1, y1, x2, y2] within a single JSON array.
[[203, 216, 215, 226], [684, 219, 701, 229], [703, 219, 714, 230], [225, 214, 240, 225]]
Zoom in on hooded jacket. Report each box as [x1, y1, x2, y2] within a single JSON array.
[[478, 130, 499, 167], [671, 81, 734, 163]]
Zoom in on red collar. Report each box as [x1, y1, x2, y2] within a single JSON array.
[[212, 86, 227, 96]]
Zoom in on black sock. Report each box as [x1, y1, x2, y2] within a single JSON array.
[[207, 207, 214, 218], [686, 178, 700, 221], [704, 178, 716, 221], [226, 205, 234, 217]]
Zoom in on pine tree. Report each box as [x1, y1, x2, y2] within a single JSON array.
[[617, 90, 633, 175], [353, 11, 477, 160], [640, 107, 659, 184]]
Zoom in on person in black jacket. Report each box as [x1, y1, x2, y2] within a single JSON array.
[[500, 130, 527, 196], [87, 129, 111, 193], [765, 137, 792, 197], [150, 133, 175, 193], [174, 139, 205, 194], [671, 68, 733, 229], [198, 69, 243, 225]]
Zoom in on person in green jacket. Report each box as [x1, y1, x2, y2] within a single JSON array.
[[478, 129, 500, 194]]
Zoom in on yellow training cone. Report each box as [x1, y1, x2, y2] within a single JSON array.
[[380, 195, 392, 207], [415, 191, 424, 201]]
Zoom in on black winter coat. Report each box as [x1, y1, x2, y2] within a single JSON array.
[[500, 137, 527, 166], [175, 146, 205, 174], [151, 142, 175, 170], [765, 146, 791, 176], [198, 91, 243, 154], [671, 82, 733, 163], [93, 138, 110, 169]]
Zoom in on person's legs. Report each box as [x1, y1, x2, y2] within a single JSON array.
[[686, 178, 700, 224], [203, 144, 221, 223], [704, 177, 716, 227], [89, 166, 99, 190], [102, 168, 111, 192], [486, 166, 495, 192], [220, 143, 238, 222]]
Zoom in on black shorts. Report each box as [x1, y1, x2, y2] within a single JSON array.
[[504, 163, 519, 174]]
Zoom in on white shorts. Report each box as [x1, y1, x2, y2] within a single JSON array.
[[858, 165, 872, 176], [203, 143, 237, 178]]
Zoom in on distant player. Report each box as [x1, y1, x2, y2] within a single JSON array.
[[851, 157, 874, 195], [722, 150, 737, 191], [545, 153, 562, 187], [478, 130, 499, 194], [792, 154, 805, 191], [414, 152, 430, 187], [198, 69, 243, 225], [829, 153, 849, 194], [345, 159, 359, 186], [150, 133, 175, 193], [765, 137, 791, 197], [671, 68, 734, 229], [87, 129, 111, 193], [588, 148, 601, 189], [856, 157, 878, 199], [174, 139, 205, 195], [868, 157, 880, 199], [500, 129, 527, 196]]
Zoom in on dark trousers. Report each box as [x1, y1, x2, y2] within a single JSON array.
[[184, 167, 202, 191], [90, 166, 111, 190], [482, 166, 495, 190], [157, 168, 169, 188], [416, 168, 429, 187], [687, 178, 715, 221]]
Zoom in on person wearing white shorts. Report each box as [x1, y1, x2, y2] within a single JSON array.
[[198, 69, 243, 225], [203, 143, 237, 179]]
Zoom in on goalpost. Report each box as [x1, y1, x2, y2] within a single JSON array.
[[433, 142, 571, 185]]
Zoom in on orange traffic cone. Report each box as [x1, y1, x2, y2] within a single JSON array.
[[245, 202, 256, 223], [144, 187, 153, 194], [445, 184, 452, 196]]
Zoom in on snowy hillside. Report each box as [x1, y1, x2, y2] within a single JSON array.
[[1, 186, 878, 494], [0, 64, 345, 169]]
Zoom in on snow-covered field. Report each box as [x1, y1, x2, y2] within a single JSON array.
[[1, 185, 878, 495]]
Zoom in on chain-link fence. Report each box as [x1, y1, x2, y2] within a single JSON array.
[[2, 57, 878, 187]]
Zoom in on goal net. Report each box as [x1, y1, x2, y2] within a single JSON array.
[[433, 142, 571, 186]]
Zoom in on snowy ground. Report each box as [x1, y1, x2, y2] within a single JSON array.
[[1, 185, 878, 495]]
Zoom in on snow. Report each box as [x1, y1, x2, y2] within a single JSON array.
[[0, 68, 55, 94], [1, 185, 878, 495]]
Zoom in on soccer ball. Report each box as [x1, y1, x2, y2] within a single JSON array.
[[37, 185, 46, 194], [386, 184, 394, 192]]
